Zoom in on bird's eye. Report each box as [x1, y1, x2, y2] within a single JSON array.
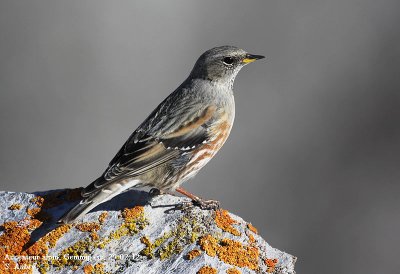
[[223, 57, 234, 65]]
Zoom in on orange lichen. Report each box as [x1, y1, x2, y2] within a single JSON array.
[[25, 239, 49, 257], [43, 224, 72, 248], [83, 263, 104, 274], [98, 212, 108, 225], [0, 221, 30, 255], [0, 190, 86, 273], [30, 188, 82, 210], [90, 232, 100, 241], [0, 221, 32, 274], [30, 196, 44, 207], [9, 204, 23, 210], [247, 223, 258, 234], [218, 238, 259, 270], [197, 265, 217, 274], [39, 192, 64, 209], [0, 252, 32, 274], [24, 219, 43, 231], [0, 220, 47, 273], [1, 221, 18, 230], [76, 222, 100, 232], [215, 210, 240, 236], [27, 224, 72, 255], [26, 208, 41, 218], [25, 207, 50, 222], [187, 249, 202, 260], [122, 206, 144, 221], [265, 258, 278, 273], [198, 234, 219, 257], [94, 263, 104, 272], [248, 234, 256, 245], [227, 268, 241, 274], [84, 264, 94, 274], [198, 235, 259, 271]]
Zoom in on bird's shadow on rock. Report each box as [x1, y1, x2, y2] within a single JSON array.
[[26, 188, 160, 249]]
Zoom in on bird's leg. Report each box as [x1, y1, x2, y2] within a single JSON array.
[[175, 187, 220, 210]]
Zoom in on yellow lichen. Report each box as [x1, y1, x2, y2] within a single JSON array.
[[108, 206, 147, 239], [53, 206, 147, 269], [97, 206, 147, 249], [52, 238, 93, 267], [138, 211, 206, 261], [227, 268, 241, 274], [9, 203, 23, 210], [197, 265, 217, 274], [198, 235, 259, 271], [76, 222, 100, 232], [215, 210, 240, 236], [139, 231, 173, 259], [140, 236, 154, 258], [158, 217, 201, 260], [187, 249, 202, 260], [247, 223, 258, 234]]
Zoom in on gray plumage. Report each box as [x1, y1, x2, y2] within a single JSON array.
[[59, 46, 264, 223]]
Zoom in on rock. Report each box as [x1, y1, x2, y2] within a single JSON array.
[[0, 188, 296, 274]]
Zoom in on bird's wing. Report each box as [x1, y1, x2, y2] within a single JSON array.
[[82, 96, 216, 196]]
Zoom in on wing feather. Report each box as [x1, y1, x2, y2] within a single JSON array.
[[81, 101, 216, 196]]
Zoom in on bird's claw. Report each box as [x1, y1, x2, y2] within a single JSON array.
[[194, 199, 220, 210], [182, 198, 220, 210]]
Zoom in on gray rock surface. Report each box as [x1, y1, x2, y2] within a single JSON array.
[[0, 189, 296, 273]]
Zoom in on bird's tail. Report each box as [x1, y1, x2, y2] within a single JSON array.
[[58, 179, 141, 224]]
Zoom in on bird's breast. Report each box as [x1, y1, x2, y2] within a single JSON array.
[[180, 116, 233, 177], [170, 109, 233, 182]]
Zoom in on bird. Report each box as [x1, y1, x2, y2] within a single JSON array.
[[58, 46, 264, 223]]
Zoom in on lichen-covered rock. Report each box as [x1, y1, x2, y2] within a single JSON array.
[[0, 189, 296, 274]]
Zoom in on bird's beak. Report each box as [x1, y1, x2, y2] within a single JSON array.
[[242, 54, 265, 64]]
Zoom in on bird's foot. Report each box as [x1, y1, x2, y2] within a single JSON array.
[[193, 198, 220, 210], [182, 198, 220, 210]]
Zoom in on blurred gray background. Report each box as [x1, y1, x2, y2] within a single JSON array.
[[1, 0, 399, 273]]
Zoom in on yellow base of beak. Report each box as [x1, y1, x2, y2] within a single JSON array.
[[242, 58, 257, 64]]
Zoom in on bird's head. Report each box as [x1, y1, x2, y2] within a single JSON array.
[[189, 46, 265, 84]]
